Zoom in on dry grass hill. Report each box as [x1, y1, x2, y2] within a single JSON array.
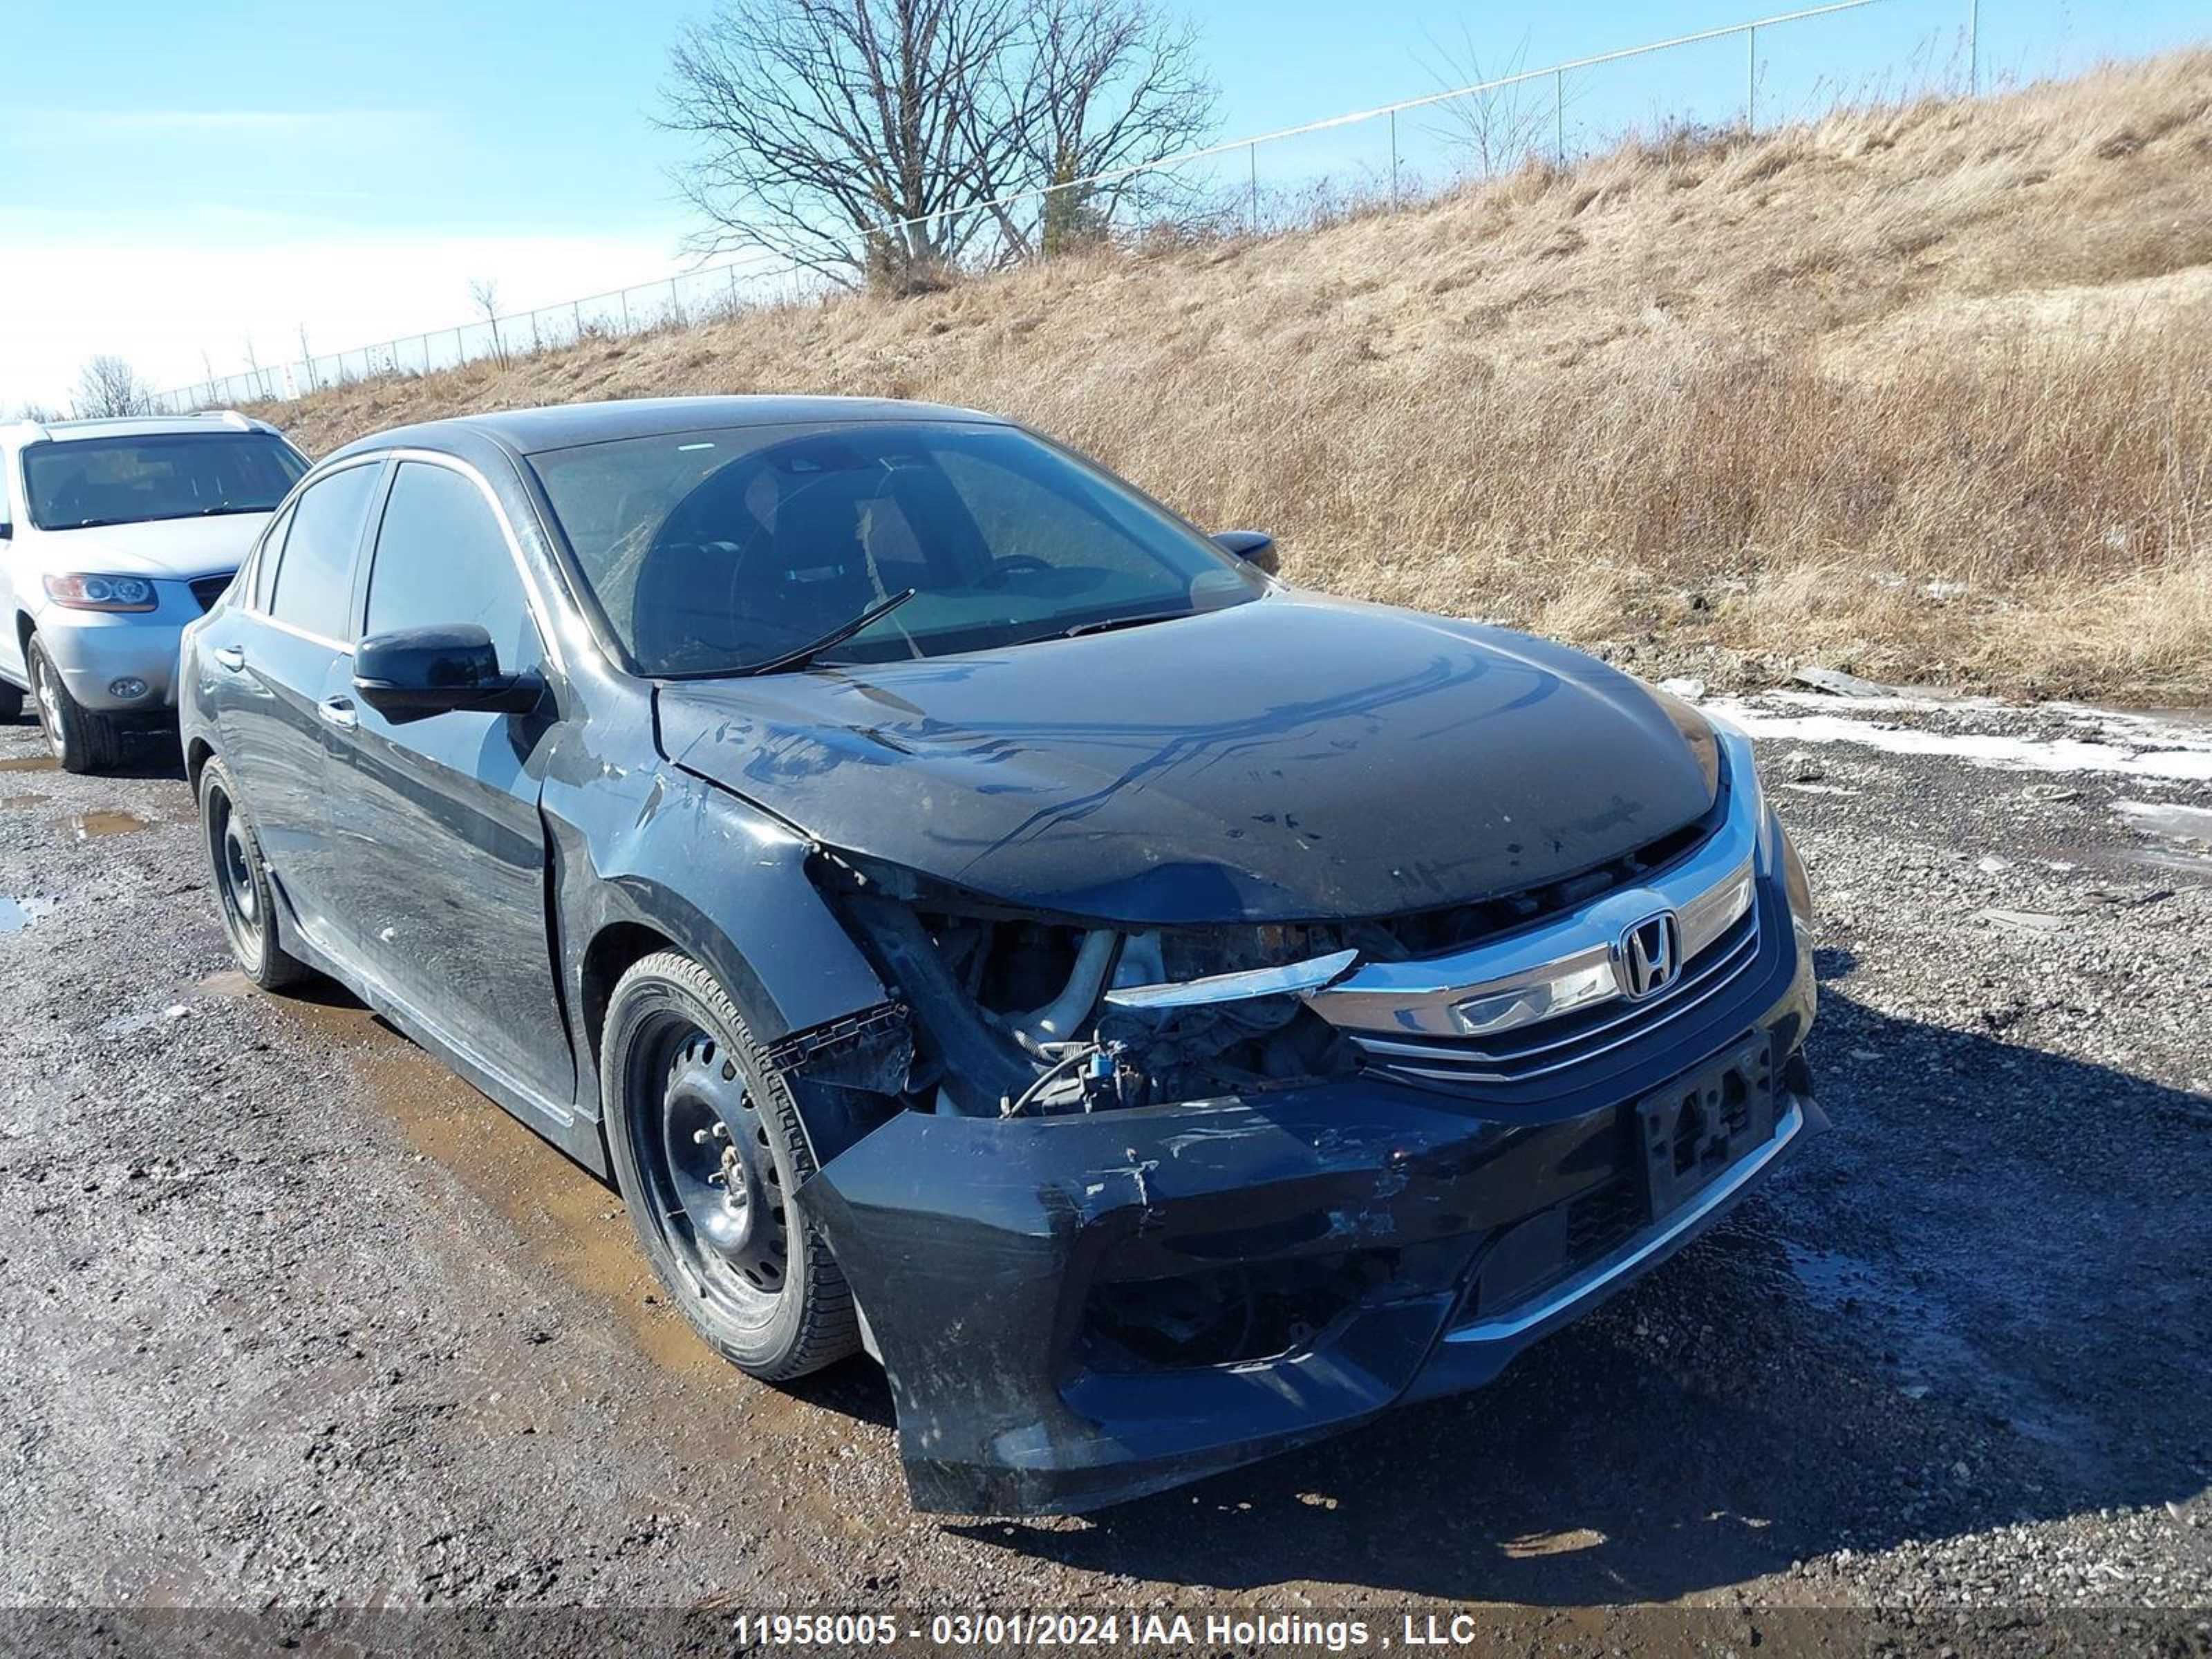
[[252, 50, 2212, 700]]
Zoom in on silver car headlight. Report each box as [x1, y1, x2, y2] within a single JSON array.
[[44, 572, 158, 613]]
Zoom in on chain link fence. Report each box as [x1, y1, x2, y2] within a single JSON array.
[[150, 0, 1985, 414]]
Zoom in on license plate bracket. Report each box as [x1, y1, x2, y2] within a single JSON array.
[[1634, 1033, 1777, 1222]]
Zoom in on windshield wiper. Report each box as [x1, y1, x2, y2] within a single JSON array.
[[1062, 608, 1190, 640], [734, 588, 917, 677], [42, 509, 265, 530]]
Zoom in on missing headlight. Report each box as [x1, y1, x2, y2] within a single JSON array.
[[813, 851, 1358, 1116]]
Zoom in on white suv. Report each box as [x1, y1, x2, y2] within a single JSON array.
[[1, 413, 308, 773]]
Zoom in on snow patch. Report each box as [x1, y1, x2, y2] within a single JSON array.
[[1708, 700, 2212, 782], [2113, 799, 2212, 844]]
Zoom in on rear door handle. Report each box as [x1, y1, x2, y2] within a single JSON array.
[[317, 697, 358, 731], [214, 646, 246, 672]]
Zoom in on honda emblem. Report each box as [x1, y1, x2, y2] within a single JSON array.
[[1617, 911, 1683, 1000]]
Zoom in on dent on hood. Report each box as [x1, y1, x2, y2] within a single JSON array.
[[659, 594, 1718, 926]]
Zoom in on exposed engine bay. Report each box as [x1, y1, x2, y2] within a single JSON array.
[[809, 805, 1723, 1119], [817, 852, 1363, 1116]]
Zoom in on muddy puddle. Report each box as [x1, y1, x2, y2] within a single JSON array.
[[188, 972, 874, 1539], [0, 755, 58, 774], [68, 810, 150, 842], [1785, 1242, 2101, 1466], [0, 793, 48, 811], [1500, 1527, 1608, 1559], [198, 970, 726, 1378]]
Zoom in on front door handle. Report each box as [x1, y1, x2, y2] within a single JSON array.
[[317, 697, 359, 731], [213, 646, 246, 673]]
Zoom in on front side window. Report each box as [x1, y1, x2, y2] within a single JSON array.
[[268, 463, 379, 644], [527, 422, 1260, 676], [21, 433, 307, 532], [364, 462, 540, 671]]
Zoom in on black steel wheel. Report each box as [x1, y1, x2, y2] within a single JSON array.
[[198, 756, 310, 988], [601, 951, 858, 1379]]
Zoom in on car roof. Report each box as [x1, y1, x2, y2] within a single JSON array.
[[326, 395, 1010, 465], [2, 411, 280, 448]]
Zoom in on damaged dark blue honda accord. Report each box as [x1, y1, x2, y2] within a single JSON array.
[[179, 396, 1819, 1515]]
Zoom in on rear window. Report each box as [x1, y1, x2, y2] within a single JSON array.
[[22, 433, 306, 532]]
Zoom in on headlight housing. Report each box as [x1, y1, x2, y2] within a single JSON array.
[[1649, 686, 1722, 803], [44, 573, 158, 613], [1707, 711, 1812, 932]]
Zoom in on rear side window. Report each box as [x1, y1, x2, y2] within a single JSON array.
[[364, 462, 540, 671], [269, 464, 379, 644], [250, 503, 296, 610]]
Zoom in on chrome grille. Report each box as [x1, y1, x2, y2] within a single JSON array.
[[1346, 901, 1761, 1086], [189, 573, 236, 612], [1304, 725, 1779, 1098]]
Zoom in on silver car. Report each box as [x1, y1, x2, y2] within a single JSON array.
[[0, 412, 308, 772]]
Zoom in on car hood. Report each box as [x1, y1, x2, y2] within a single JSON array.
[[655, 593, 1718, 924], [27, 512, 270, 580]]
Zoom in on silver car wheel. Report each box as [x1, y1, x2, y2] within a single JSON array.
[[30, 655, 66, 765]]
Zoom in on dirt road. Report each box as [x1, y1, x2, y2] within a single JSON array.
[[1, 692, 2208, 1632]]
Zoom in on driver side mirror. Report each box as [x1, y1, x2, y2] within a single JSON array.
[[354, 624, 541, 724], [1212, 529, 1278, 577]]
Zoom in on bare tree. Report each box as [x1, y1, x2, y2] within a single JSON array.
[[470, 278, 507, 366], [1421, 28, 1556, 180], [662, 0, 1023, 290], [993, 0, 1217, 259], [73, 355, 153, 419], [659, 0, 1217, 290]]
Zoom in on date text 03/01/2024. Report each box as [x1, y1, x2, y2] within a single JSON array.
[[725, 1611, 1387, 1649]]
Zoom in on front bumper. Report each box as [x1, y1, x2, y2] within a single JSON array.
[[798, 876, 1821, 1515], [35, 608, 190, 713]]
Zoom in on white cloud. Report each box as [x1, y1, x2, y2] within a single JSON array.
[[11, 107, 435, 142], [0, 218, 700, 418]]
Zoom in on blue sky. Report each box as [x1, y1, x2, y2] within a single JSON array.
[[2, 0, 2205, 407]]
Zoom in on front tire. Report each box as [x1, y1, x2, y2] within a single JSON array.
[[198, 756, 310, 989], [0, 677, 22, 722], [601, 951, 859, 1380], [28, 636, 123, 774]]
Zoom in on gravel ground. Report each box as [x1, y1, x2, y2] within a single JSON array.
[[1, 693, 2209, 1634]]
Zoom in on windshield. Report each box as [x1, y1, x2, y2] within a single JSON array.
[[527, 421, 1264, 676], [23, 433, 307, 532]]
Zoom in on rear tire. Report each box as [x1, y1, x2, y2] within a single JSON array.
[[601, 950, 859, 1380], [28, 636, 123, 775], [198, 756, 310, 990]]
